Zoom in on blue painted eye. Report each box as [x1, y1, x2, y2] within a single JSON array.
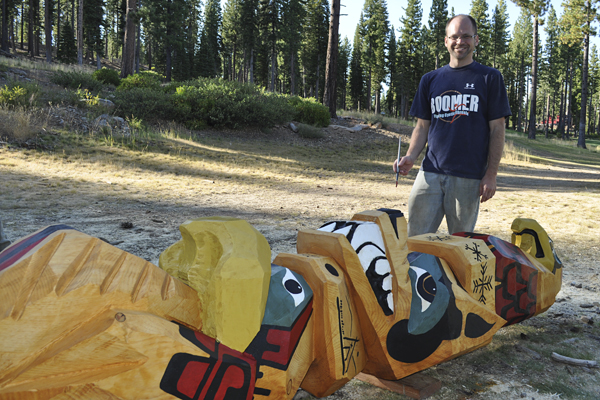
[[410, 266, 437, 312], [417, 273, 436, 303]]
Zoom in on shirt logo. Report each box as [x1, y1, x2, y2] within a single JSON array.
[[465, 83, 475, 89], [430, 90, 479, 124]]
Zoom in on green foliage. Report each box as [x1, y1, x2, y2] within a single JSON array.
[[93, 68, 121, 87], [169, 79, 294, 128], [296, 123, 325, 138], [56, 23, 78, 64], [113, 87, 175, 121], [51, 71, 104, 93], [112, 78, 333, 129], [0, 82, 40, 108], [288, 96, 330, 127], [117, 71, 163, 91]]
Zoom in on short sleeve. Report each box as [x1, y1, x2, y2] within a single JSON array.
[[409, 75, 432, 120], [486, 71, 511, 121]]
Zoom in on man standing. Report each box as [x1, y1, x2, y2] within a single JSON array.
[[394, 14, 511, 236]]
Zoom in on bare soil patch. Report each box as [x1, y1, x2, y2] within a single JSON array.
[[1, 111, 599, 399]]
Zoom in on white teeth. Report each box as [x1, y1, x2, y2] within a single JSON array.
[[387, 293, 394, 312], [358, 246, 384, 273], [382, 275, 393, 291], [375, 259, 391, 276]]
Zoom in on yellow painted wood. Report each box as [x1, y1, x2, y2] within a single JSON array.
[[274, 253, 366, 397], [407, 234, 496, 313], [511, 218, 563, 316], [0, 228, 203, 399], [159, 217, 271, 352]]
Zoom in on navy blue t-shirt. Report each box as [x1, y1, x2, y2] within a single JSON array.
[[409, 62, 511, 180]]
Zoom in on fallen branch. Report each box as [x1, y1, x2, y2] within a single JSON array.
[[551, 352, 598, 368]]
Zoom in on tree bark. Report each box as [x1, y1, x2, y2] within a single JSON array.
[[323, 0, 340, 118], [577, 29, 589, 149], [1, 0, 8, 51], [527, 17, 538, 139], [77, 0, 83, 64], [121, 0, 137, 78], [45, 0, 52, 62]]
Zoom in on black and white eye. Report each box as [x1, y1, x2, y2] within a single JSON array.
[[282, 268, 304, 306], [410, 266, 437, 312]]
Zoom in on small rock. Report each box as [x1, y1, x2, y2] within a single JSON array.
[[581, 316, 594, 325], [120, 221, 134, 229], [289, 122, 298, 133], [98, 98, 115, 108], [580, 303, 594, 308], [520, 333, 528, 340], [571, 282, 583, 288]]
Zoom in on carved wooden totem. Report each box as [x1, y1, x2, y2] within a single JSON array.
[[0, 210, 563, 399]]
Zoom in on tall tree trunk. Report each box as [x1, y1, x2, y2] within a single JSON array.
[[20, 1, 24, 49], [1, 0, 8, 51], [28, 0, 34, 55], [121, 0, 137, 78], [323, 0, 340, 118], [57, 0, 60, 54], [290, 52, 295, 95], [527, 17, 538, 139], [545, 93, 550, 138], [566, 60, 573, 139], [135, 0, 141, 73], [45, 0, 52, 62], [577, 29, 589, 149], [77, 0, 83, 64], [315, 53, 320, 101], [517, 56, 524, 132]]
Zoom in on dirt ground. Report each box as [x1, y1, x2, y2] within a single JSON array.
[[1, 101, 600, 398]]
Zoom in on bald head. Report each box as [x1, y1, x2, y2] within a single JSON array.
[[446, 14, 477, 36]]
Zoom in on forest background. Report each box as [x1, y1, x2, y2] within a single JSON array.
[[1, 0, 600, 148]]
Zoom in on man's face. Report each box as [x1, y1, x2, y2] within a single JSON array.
[[445, 17, 479, 66]]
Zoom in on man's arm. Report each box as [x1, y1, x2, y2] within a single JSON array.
[[480, 117, 505, 202], [394, 118, 430, 175]]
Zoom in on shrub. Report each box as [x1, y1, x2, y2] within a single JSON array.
[[169, 78, 295, 129], [51, 70, 103, 93], [112, 87, 175, 121], [93, 68, 121, 87], [297, 123, 325, 139], [288, 96, 330, 127], [117, 71, 163, 91], [0, 82, 40, 108]]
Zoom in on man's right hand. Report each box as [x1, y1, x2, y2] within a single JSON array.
[[393, 156, 414, 176]]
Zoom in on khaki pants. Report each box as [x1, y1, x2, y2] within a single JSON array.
[[407, 170, 480, 237]]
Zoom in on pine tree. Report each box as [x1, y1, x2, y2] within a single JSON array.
[[386, 26, 397, 115], [222, 0, 242, 80], [279, 0, 304, 94], [337, 36, 351, 110], [57, 21, 77, 62], [511, 0, 549, 139], [490, 0, 509, 70], [560, 0, 596, 148], [397, 0, 422, 118], [361, 0, 389, 113], [198, 0, 222, 78], [540, 5, 561, 134], [84, 0, 105, 66], [508, 9, 533, 132], [348, 22, 364, 110], [470, 0, 491, 66], [428, 0, 448, 69], [300, 0, 328, 100]]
